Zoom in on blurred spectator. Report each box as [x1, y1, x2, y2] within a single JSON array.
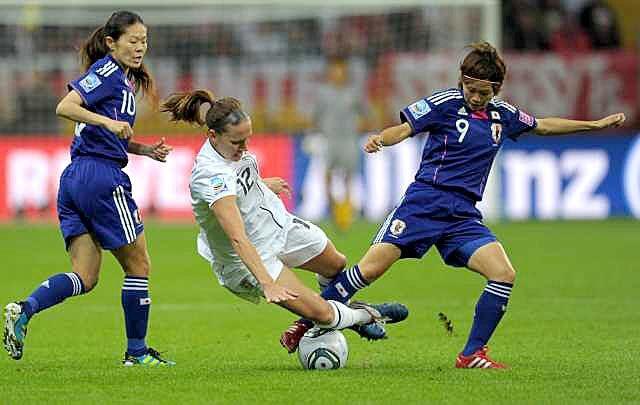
[[312, 59, 369, 230], [11, 71, 60, 135], [542, 0, 591, 52], [503, 1, 549, 50], [579, 0, 621, 49]]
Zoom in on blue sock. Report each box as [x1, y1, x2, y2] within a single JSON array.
[[462, 280, 513, 356], [22, 272, 85, 319], [320, 265, 368, 304], [121, 276, 150, 357]]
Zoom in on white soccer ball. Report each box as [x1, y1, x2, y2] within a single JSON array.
[[297, 328, 348, 370]]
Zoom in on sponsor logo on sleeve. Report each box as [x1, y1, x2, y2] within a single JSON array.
[[408, 100, 431, 119], [211, 175, 229, 194], [518, 110, 535, 126], [78, 72, 102, 93]]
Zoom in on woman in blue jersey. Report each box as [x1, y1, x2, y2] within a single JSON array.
[[3, 11, 174, 366], [282, 42, 625, 368]]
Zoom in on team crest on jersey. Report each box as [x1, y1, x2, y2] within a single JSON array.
[[79, 73, 102, 93], [211, 175, 228, 194], [390, 219, 406, 236], [408, 100, 431, 119], [491, 123, 502, 144]]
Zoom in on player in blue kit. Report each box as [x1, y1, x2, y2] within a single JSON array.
[[3, 11, 174, 366], [281, 42, 625, 368]]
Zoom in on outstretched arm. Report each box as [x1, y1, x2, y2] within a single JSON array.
[[127, 137, 173, 162], [534, 113, 625, 136], [364, 122, 413, 153], [210, 196, 299, 303], [56, 90, 134, 139]]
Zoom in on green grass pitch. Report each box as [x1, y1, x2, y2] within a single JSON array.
[[0, 220, 638, 404]]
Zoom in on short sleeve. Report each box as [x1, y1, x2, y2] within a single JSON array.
[[192, 167, 238, 206], [68, 70, 114, 108], [400, 98, 439, 134], [503, 107, 538, 140]]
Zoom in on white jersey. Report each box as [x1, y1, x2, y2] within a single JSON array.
[[190, 140, 290, 266]]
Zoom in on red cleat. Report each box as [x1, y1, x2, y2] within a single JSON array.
[[279, 320, 312, 353], [455, 346, 507, 369]]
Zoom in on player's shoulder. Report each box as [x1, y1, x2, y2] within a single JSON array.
[[489, 97, 519, 115], [405, 88, 461, 121], [426, 88, 463, 108], [193, 147, 234, 179], [89, 55, 124, 80]]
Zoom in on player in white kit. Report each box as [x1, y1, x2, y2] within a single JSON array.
[[160, 89, 408, 344]]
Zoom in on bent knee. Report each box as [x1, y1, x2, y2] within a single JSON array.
[[78, 274, 99, 292], [493, 266, 516, 283]]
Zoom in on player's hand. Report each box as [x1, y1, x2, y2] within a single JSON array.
[[262, 282, 299, 303], [597, 113, 626, 129], [364, 134, 384, 153], [264, 177, 292, 198], [105, 119, 134, 139], [148, 137, 173, 162]]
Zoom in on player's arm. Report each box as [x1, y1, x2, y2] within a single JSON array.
[[127, 137, 173, 162], [55, 90, 133, 139], [210, 196, 298, 303], [534, 113, 625, 136], [364, 122, 413, 153], [263, 177, 291, 198]]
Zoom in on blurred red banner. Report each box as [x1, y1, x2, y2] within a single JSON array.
[[0, 135, 294, 222]]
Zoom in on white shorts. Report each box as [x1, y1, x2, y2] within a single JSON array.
[[203, 215, 329, 304]]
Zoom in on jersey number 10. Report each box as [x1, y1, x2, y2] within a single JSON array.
[[120, 90, 136, 116]]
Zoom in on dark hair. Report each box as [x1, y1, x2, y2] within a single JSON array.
[[79, 10, 157, 104], [459, 41, 506, 94], [160, 89, 247, 133]]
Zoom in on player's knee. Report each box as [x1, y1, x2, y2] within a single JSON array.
[[78, 273, 99, 292], [331, 253, 348, 275], [123, 253, 151, 277], [493, 265, 516, 283]]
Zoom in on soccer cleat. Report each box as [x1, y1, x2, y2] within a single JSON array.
[[3, 302, 29, 360], [348, 322, 387, 340], [455, 346, 507, 369], [122, 347, 175, 366], [349, 301, 409, 325], [280, 317, 390, 354], [280, 319, 312, 354]]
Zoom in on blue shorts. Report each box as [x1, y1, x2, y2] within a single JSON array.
[[372, 182, 496, 267], [57, 156, 143, 250]]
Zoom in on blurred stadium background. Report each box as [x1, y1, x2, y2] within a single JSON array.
[[1, 0, 638, 224]]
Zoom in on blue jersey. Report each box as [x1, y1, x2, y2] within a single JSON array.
[[400, 88, 537, 201], [68, 54, 136, 167]]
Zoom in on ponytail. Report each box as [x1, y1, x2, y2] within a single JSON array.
[[161, 89, 246, 133]]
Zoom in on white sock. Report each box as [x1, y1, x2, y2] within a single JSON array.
[[317, 300, 372, 330]]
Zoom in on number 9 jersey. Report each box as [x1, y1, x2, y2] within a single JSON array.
[[68, 54, 137, 167], [401, 88, 537, 201]]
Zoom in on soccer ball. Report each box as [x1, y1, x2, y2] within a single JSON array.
[[297, 328, 348, 370]]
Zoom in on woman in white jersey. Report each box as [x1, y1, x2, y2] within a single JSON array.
[[160, 89, 408, 346]]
